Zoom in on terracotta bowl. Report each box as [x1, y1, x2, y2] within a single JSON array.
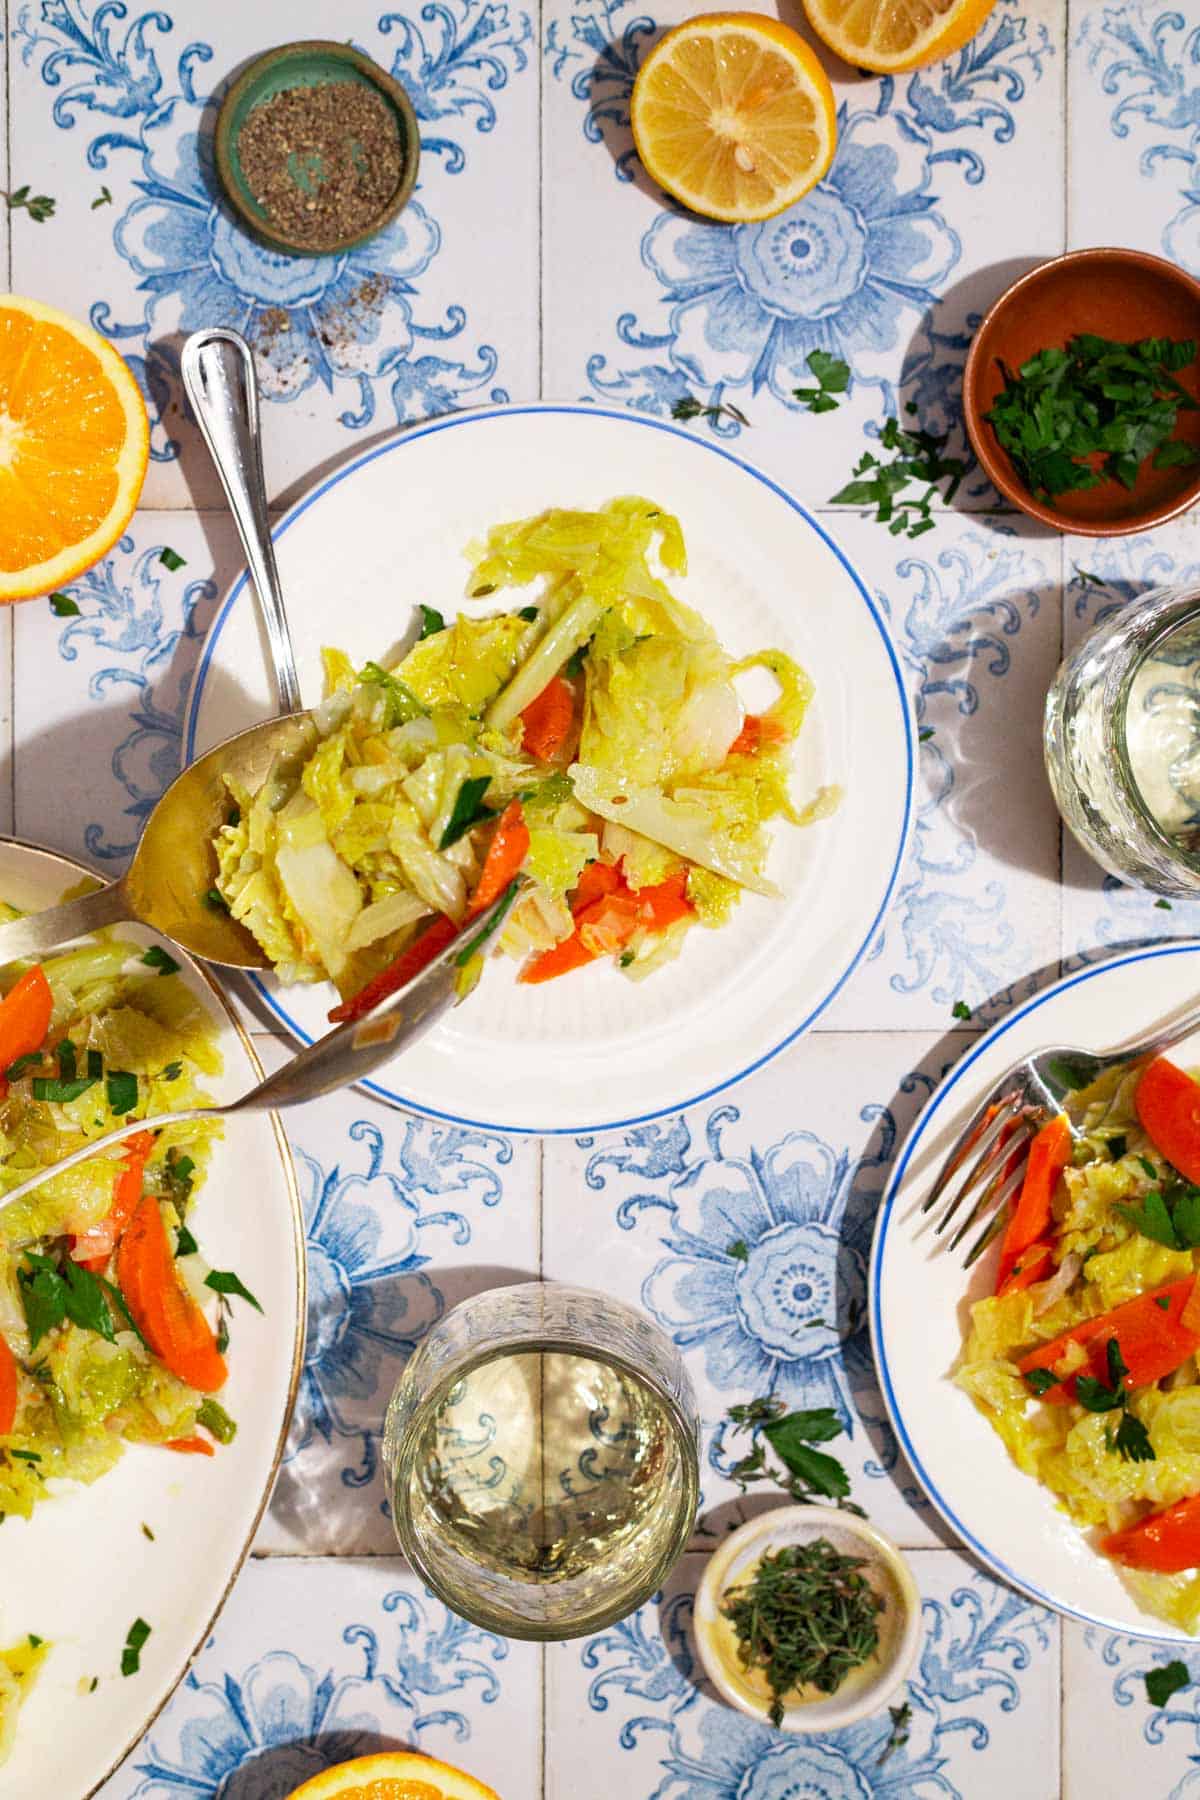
[[963, 248, 1200, 536]]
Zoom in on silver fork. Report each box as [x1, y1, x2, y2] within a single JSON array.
[[923, 992, 1200, 1268]]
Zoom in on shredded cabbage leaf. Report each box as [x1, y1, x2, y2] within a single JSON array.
[[955, 1068, 1200, 1632], [210, 496, 834, 997], [0, 940, 229, 1561]]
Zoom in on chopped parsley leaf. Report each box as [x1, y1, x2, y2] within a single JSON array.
[[121, 1617, 151, 1676], [1146, 1660, 1190, 1707]]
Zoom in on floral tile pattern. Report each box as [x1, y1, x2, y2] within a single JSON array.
[[12, 512, 234, 867], [1071, 0, 1200, 270], [543, 0, 1065, 498], [545, 1549, 1059, 1800], [254, 1041, 539, 1555], [544, 1029, 953, 1550], [95, 1557, 539, 1799], [817, 512, 1063, 1030], [1063, 1622, 1200, 1797], [6, 0, 1200, 1791], [9, 0, 539, 509]]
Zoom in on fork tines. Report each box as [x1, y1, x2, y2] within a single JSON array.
[[921, 1090, 1042, 1258]]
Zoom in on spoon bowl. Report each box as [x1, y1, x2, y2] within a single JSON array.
[[123, 710, 317, 967], [0, 327, 310, 971]]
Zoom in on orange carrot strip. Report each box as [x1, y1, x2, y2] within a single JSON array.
[[996, 1115, 1072, 1292], [0, 967, 52, 1073], [466, 800, 529, 919], [996, 1241, 1055, 1299], [329, 914, 459, 1025], [519, 676, 576, 763], [1019, 1279, 1200, 1403], [72, 1130, 156, 1272], [0, 1335, 17, 1435], [164, 1436, 215, 1456], [1137, 1057, 1200, 1185], [1104, 1492, 1200, 1572], [117, 1196, 227, 1394]]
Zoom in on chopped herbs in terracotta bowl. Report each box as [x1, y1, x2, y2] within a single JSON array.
[[963, 249, 1200, 535]]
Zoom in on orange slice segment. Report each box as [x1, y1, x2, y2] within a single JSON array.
[[803, 0, 997, 74], [631, 13, 836, 223], [284, 1750, 501, 1800], [0, 295, 149, 602]]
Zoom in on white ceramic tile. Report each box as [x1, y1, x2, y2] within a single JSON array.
[[546, 1547, 1059, 1800], [1059, 518, 1200, 969], [95, 1556, 539, 1799], [1070, 0, 1200, 268], [1063, 1621, 1200, 1799], [11, 509, 235, 869], [1, 18, 12, 289], [542, 0, 1065, 507], [9, 0, 539, 510], [545, 1029, 955, 1551], [253, 1034, 541, 1555], [821, 510, 1063, 1031]]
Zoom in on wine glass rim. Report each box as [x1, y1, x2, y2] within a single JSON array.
[[386, 1336, 701, 1641], [1115, 602, 1200, 879]]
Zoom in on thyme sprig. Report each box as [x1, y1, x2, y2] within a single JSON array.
[[721, 1539, 883, 1725]]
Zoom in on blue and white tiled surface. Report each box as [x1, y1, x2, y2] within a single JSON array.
[[3, 0, 1200, 1792]]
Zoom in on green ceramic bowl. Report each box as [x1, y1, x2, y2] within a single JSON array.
[[214, 40, 420, 258]]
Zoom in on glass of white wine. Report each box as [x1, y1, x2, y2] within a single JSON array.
[[383, 1283, 700, 1639]]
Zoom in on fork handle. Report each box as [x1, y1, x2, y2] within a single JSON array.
[[0, 878, 131, 963], [1108, 996, 1200, 1067]]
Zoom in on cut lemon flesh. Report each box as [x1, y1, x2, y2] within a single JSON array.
[[0, 295, 149, 602], [631, 13, 836, 222], [284, 1751, 501, 1800], [803, 0, 997, 73]]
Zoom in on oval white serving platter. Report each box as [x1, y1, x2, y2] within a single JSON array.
[[187, 403, 914, 1134], [0, 840, 303, 1796]]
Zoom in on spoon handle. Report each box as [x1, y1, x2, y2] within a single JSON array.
[[0, 879, 131, 964], [180, 328, 302, 716]]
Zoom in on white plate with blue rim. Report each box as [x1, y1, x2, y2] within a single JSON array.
[[0, 838, 303, 1796], [185, 403, 914, 1134], [872, 939, 1200, 1640]]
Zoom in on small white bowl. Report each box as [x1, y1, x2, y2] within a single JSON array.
[[693, 1506, 922, 1733]]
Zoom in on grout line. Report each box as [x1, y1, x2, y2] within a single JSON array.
[[3, 0, 10, 293], [5, 0, 14, 839], [537, 0, 545, 403], [1059, 1612, 1067, 1800], [1056, 534, 1066, 981], [1063, 0, 1072, 256]]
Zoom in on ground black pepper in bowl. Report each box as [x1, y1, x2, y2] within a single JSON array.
[[237, 80, 403, 248]]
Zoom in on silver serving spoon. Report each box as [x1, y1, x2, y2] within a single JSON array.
[[0, 329, 312, 970], [0, 890, 513, 1224]]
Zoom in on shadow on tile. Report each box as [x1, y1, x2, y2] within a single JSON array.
[[900, 257, 1048, 504], [216, 1729, 415, 1800], [268, 1262, 538, 1552]]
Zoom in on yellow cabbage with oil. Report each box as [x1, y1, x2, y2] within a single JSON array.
[[955, 1071, 1200, 1630]]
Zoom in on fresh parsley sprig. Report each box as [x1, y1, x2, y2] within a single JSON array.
[[793, 351, 850, 413], [1071, 1336, 1156, 1464], [726, 1395, 861, 1511], [830, 416, 965, 538]]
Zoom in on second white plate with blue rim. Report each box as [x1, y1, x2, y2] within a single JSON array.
[[873, 940, 1200, 1639], [186, 403, 914, 1134]]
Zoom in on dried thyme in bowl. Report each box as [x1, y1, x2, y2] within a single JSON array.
[[720, 1538, 884, 1725]]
